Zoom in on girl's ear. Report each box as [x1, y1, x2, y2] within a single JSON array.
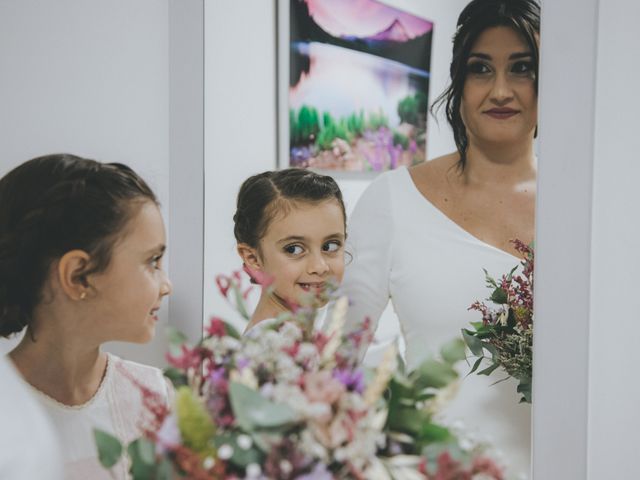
[[56, 250, 92, 301], [236, 243, 262, 271]]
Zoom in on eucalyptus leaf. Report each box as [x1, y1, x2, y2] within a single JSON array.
[[461, 329, 484, 356], [411, 359, 458, 390], [440, 338, 466, 364], [93, 429, 123, 469], [229, 382, 299, 431], [127, 438, 157, 480]]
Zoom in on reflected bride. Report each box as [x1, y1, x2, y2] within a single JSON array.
[[342, 0, 540, 478]]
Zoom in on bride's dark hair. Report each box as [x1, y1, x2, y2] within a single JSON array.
[[0, 153, 157, 337], [431, 0, 541, 170]]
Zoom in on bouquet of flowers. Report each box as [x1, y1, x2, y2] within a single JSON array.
[[95, 271, 504, 479], [462, 240, 534, 403]]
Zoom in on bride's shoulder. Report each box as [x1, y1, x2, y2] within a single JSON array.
[[409, 153, 459, 181]]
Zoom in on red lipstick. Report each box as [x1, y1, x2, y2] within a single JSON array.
[[484, 107, 519, 119]]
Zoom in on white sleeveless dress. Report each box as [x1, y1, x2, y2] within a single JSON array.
[[27, 353, 171, 480], [342, 167, 531, 479]]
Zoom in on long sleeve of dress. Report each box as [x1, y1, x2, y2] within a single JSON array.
[[342, 172, 395, 338]]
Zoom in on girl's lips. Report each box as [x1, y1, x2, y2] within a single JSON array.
[[298, 282, 325, 292], [484, 108, 519, 119]]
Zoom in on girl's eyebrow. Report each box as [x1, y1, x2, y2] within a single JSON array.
[[468, 51, 532, 61], [324, 232, 345, 240], [277, 235, 306, 244], [145, 244, 166, 255]]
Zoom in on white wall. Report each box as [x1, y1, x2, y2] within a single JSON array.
[[0, 0, 171, 366], [534, 1, 640, 478], [588, 1, 640, 477], [204, 0, 464, 332]]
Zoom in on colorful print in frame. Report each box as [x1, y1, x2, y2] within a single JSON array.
[[278, 0, 434, 173]]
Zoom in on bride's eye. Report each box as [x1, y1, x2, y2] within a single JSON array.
[[467, 61, 491, 75], [284, 244, 304, 255], [322, 241, 342, 253], [512, 60, 535, 76]]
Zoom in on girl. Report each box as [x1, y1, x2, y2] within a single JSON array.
[[0, 154, 173, 479], [233, 168, 347, 331]]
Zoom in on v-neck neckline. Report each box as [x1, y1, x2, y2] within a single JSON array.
[[399, 167, 522, 262]]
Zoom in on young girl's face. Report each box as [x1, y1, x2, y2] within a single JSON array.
[[257, 199, 346, 307], [88, 201, 172, 343]]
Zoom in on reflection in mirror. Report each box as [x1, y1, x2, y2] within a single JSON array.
[[205, 0, 536, 478]]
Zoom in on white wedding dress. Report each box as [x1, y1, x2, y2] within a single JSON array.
[[342, 167, 531, 479], [25, 353, 172, 480]]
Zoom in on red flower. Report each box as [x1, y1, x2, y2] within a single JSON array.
[[215, 274, 232, 298], [205, 317, 226, 338]]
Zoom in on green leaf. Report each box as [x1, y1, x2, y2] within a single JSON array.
[[156, 458, 174, 480], [232, 284, 250, 320], [490, 287, 508, 305], [461, 329, 485, 356], [440, 338, 466, 365], [229, 382, 299, 431], [163, 367, 187, 388], [223, 320, 241, 340], [517, 379, 532, 403], [411, 359, 458, 390], [93, 429, 123, 469], [468, 356, 484, 375], [417, 422, 451, 444], [127, 438, 157, 480], [478, 362, 500, 376], [166, 327, 188, 356]]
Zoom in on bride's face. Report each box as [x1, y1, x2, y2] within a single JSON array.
[[256, 199, 346, 307], [460, 26, 538, 147]]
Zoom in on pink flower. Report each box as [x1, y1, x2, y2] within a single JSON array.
[[242, 264, 274, 288], [471, 456, 504, 479], [303, 370, 345, 405]]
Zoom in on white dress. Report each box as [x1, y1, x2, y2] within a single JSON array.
[[342, 167, 531, 479], [27, 353, 171, 480], [0, 356, 63, 480]]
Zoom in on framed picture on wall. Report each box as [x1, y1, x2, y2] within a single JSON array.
[[277, 0, 434, 174]]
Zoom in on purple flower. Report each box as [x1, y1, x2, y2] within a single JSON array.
[[294, 463, 333, 480], [333, 368, 365, 394]]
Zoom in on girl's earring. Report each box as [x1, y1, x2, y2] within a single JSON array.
[[80, 291, 87, 300]]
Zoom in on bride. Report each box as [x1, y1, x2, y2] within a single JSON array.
[[342, 0, 540, 478]]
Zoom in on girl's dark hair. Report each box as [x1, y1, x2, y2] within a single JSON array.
[[431, 0, 541, 170], [0, 153, 157, 337], [233, 168, 346, 249]]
